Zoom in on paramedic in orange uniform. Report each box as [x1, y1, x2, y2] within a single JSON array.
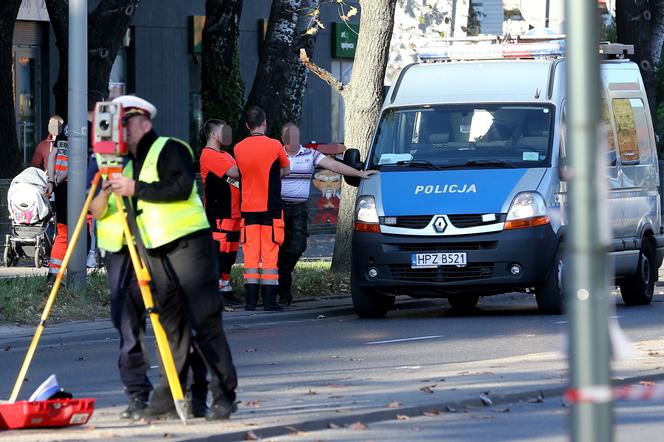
[[233, 106, 290, 311], [199, 119, 243, 306]]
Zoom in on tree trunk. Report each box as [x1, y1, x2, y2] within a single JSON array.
[[331, 0, 397, 273], [0, 0, 23, 178], [88, 1, 140, 106], [201, 0, 244, 134], [650, 0, 664, 69], [45, 0, 69, 117], [242, 0, 301, 139], [616, 0, 656, 119], [279, 0, 320, 126], [46, 0, 139, 116]]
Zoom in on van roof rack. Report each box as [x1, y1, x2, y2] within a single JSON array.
[[417, 34, 635, 62]]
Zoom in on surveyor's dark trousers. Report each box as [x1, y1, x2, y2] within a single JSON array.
[[106, 249, 152, 401], [145, 231, 238, 410], [277, 202, 309, 298]]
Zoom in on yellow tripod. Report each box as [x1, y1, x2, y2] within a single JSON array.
[[9, 171, 187, 422]]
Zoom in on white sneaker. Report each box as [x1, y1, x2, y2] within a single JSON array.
[[86, 251, 97, 269], [220, 284, 233, 292]]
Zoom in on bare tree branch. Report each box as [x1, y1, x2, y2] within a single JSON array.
[[299, 48, 346, 94]]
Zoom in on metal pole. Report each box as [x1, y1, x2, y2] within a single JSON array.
[[545, 0, 551, 28], [67, 0, 87, 289], [450, 0, 457, 37], [566, 0, 612, 440]]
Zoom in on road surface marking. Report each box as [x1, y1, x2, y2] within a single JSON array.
[[367, 335, 442, 345]]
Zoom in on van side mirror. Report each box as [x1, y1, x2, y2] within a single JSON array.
[[343, 148, 363, 187]]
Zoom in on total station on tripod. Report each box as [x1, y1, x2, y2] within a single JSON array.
[[93, 101, 127, 176]]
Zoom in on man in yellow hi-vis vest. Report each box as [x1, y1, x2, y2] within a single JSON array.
[[106, 95, 237, 421]]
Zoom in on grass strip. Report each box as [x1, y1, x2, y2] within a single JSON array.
[[0, 262, 349, 324]]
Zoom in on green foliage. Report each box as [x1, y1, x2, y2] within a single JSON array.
[[0, 271, 109, 324], [466, 2, 483, 37], [655, 53, 664, 143], [201, 42, 245, 145], [600, 17, 617, 43]]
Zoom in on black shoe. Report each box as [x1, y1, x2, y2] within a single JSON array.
[[131, 403, 177, 421], [262, 285, 283, 311], [244, 283, 259, 311], [205, 401, 237, 421], [222, 292, 244, 306], [278, 293, 292, 307], [119, 397, 148, 419], [45, 272, 56, 286], [190, 398, 208, 418]]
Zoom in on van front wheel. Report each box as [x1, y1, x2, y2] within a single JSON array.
[[620, 238, 656, 306], [535, 245, 566, 314], [351, 273, 394, 318]]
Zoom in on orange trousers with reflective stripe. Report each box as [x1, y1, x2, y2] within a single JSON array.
[[242, 224, 280, 285], [48, 222, 67, 274]]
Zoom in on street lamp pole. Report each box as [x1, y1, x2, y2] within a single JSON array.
[[67, 0, 87, 289], [566, 0, 613, 440]]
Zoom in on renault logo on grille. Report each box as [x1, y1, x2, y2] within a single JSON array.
[[433, 216, 447, 233]]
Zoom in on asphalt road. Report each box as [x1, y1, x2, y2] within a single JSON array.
[[1, 291, 664, 440]]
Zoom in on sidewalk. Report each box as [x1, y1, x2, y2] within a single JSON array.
[[2, 297, 664, 441]]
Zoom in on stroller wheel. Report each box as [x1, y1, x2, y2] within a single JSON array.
[[3, 245, 16, 267], [34, 247, 43, 268]]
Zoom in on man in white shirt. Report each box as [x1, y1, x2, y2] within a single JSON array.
[[278, 123, 376, 306]]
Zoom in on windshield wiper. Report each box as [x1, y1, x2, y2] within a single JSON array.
[[394, 159, 441, 170], [464, 160, 516, 168]]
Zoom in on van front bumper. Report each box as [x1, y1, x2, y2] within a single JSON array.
[[352, 224, 559, 297]]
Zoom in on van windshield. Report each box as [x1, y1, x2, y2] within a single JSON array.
[[368, 104, 554, 169]]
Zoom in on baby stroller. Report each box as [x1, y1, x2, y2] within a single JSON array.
[[4, 167, 53, 268]]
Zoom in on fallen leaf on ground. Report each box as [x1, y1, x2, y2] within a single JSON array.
[[305, 389, 317, 395], [479, 393, 493, 407], [420, 385, 436, 394], [496, 407, 511, 413], [528, 391, 545, 403], [445, 405, 457, 412], [328, 423, 340, 429], [245, 348, 258, 353], [245, 400, 262, 408], [396, 414, 410, 420], [329, 395, 343, 399], [246, 430, 259, 440], [348, 421, 368, 430], [316, 315, 326, 320], [423, 410, 441, 417], [2, 345, 10, 352], [75, 356, 87, 361], [387, 401, 401, 409], [162, 433, 174, 438]]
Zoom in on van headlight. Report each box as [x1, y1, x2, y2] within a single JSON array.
[[355, 195, 380, 233], [504, 192, 550, 230]]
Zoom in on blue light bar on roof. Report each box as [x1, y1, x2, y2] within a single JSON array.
[[418, 39, 566, 61]]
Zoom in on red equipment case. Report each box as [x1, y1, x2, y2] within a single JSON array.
[[0, 398, 95, 430]]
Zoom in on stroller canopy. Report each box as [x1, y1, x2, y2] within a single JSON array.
[[8, 167, 51, 225]]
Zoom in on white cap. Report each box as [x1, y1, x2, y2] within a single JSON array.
[[111, 95, 157, 120]]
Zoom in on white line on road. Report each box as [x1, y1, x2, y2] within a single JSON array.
[[366, 335, 442, 345]]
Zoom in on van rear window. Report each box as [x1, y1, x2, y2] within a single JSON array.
[[369, 104, 554, 170]]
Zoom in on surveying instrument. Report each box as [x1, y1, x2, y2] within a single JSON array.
[[7, 102, 188, 422]]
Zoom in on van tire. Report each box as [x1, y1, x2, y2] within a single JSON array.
[[448, 294, 479, 309], [535, 245, 566, 314], [351, 272, 394, 318], [620, 238, 656, 306]]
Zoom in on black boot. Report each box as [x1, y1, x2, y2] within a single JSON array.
[[119, 396, 148, 419], [262, 285, 283, 311], [244, 283, 259, 311], [278, 273, 293, 307]]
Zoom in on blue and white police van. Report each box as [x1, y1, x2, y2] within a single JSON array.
[[343, 36, 664, 318]]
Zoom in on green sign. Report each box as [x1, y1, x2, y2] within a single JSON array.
[[332, 22, 359, 59]]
